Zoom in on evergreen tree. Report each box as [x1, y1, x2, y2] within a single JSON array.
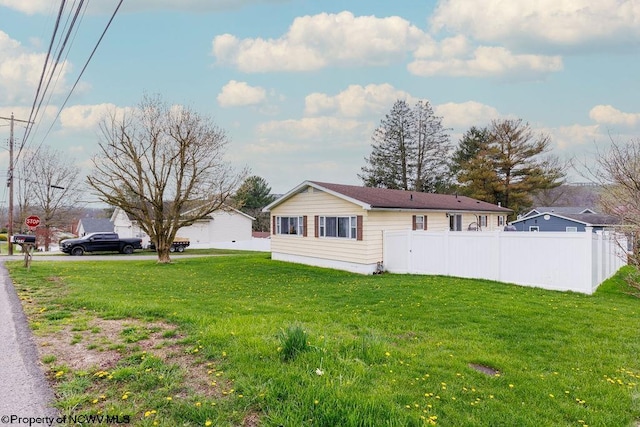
[[360, 99, 450, 192], [234, 176, 276, 232], [413, 100, 452, 192], [454, 119, 564, 215]]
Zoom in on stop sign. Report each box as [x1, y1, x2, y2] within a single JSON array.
[[25, 215, 41, 228]]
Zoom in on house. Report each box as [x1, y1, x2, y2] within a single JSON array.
[[76, 218, 114, 236], [509, 210, 619, 232], [262, 180, 512, 274], [522, 206, 596, 217], [111, 206, 255, 248]]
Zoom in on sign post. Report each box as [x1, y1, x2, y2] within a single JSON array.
[[22, 215, 40, 269]]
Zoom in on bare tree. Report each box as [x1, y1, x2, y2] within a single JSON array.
[[87, 95, 245, 263], [590, 139, 640, 280], [17, 146, 84, 250]]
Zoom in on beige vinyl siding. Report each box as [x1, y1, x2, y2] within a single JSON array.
[[271, 186, 509, 266], [271, 188, 368, 264]]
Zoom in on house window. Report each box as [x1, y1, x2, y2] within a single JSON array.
[[478, 215, 488, 228], [319, 216, 357, 239], [529, 226, 540, 232], [413, 215, 426, 230], [277, 216, 304, 235], [497, 216, 505, 226], [566, 226, 578, 232], [449, 214, 462, 231]]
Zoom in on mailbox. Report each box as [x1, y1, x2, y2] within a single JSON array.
[[11, 234, 36, 244]]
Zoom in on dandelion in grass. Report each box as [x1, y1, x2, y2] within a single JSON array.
[[509, 384, 514, 388], [166, 397, 172, 401], [55, 371, 64, 378], [205, 421, 212, 426]]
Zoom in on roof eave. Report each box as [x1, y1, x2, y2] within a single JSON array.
[[262, 180, 371, 212]]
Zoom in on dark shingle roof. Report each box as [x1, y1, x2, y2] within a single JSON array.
[[309, 181, 512, 213], [79, 218, 114, 233], [531, 206, 596, 215]]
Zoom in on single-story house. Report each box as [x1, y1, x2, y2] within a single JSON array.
[[262, 180, 512, 274], [76, 218, 114, 236], [111, 206, 254, 248], [509, 210, 619, 232]]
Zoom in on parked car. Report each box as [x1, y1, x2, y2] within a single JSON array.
[[60, 233, 143, 256]]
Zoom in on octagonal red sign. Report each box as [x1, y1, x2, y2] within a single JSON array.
[[25, 215, 41, 228]]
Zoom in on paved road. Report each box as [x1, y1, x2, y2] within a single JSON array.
[[0, 262, 59, 426]]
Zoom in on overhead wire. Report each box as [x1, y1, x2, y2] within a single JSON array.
[[17, 0, 125, 173], [17, 0, 86, 160]]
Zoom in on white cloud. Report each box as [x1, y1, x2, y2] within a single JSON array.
[[217, 80, 267, 107], [409, 45, 563, 79], [212, 11, 430, 72], [257, 116, 372, 143], [0, 30, 72, 103], [305, 84, 415, 118], [589, 105, 640, 127], [435, 101, 501, 129], [59, 103, 132, 130], [545, 124, 602, 150], [430, 0, 640, 51]]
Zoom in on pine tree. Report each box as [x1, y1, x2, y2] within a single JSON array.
[[453, 119, 564, 215], [360, 99, 450, 192]]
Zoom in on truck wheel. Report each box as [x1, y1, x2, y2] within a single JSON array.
[[169, 246, 176, 253], [177, 246, 185, 253], [122, 245, 134, 255], [71, 246, 84, 256]]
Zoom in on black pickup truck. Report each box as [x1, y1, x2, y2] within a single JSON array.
[[60, 232, 143, 256]]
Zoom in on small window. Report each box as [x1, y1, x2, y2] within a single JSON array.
[[566, 226, 578, 232], [529, 226, 540, 232], [478, 215, 488, 228], [413, 215, 425, 230], [497, 216, 505, 226]]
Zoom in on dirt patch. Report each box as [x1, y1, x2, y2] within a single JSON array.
[[468, 363, 500, 376], [34, 315, 234, 400], [35, 318, 178, 371]]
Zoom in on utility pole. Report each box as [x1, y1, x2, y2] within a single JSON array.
[[1, 114, 32, 255]]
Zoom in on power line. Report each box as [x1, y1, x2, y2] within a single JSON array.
[[18, 0, 125, 172]]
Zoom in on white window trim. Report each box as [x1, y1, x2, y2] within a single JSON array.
[[319, 215, 357, 239], [529, 226, 540, 232], [566, 226, 578, 232], [276, 216, 304, 236], [415, 215, 425, 230]]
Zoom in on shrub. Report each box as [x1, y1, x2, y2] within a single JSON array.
[[0, 234, 7, 241]]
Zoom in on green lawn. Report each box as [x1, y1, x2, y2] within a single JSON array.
[[7, 254, 640, 426]]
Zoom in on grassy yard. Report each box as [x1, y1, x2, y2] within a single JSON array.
[[6, 254, 640, 426]]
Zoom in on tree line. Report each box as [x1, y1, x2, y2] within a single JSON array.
[[360, 99, 565, 216]]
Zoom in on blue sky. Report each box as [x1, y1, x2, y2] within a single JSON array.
[[0, 0, 639, 198]]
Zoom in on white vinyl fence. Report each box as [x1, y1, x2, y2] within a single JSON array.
[[383, 228, 627, 294]]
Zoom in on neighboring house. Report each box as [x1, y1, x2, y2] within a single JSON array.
[[111, 206, 254, 248], [522, 206, 596, 217], [76, 218, 114, 236], [262, 180, 512, 274], [509, 211, 619, 232]]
